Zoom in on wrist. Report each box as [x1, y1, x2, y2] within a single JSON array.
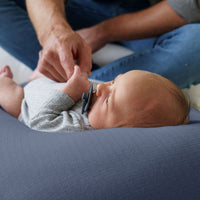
[[39, 18, 73, 46], [60, 77, 87, 102], [60, 83, 80, 102], [98, 14, 133, 42], [99, 20, 115, 43], [95, 21, 112, 44]]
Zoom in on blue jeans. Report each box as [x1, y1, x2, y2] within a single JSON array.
[[91, 24, 200, 89], [0, 0, 200, 88]]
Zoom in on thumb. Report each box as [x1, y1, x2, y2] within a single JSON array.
[[70, 65, 80, 79]]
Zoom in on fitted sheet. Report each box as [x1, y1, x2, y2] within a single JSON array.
[[0, 108, 200, 199], [1, 45, 200, 199]]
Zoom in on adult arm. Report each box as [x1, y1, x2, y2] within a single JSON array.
[[77, 0, 188, 52], [26, 0, 92, 81]]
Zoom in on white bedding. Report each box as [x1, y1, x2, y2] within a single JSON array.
[[0, 45, 200, 110], [0, 47, 32, 84]]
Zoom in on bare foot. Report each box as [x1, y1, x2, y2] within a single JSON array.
[[0, 65, 13, 79]]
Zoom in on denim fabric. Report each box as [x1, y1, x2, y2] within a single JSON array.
[[0, 0, 150, 68], [66, 0, 150, 30], [0, 0, 149, 70], [0, 0, 41, 69], [0, 0, 200, 88], [91, 24, 200, 89]]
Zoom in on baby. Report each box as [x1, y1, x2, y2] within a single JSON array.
[[0, 65, 189, 132]]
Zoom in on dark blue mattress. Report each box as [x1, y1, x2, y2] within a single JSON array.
[[0, 108, 200, 200]]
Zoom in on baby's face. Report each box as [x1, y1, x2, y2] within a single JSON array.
[[88, 70, 185, 129], [88, 70, 153, 129]]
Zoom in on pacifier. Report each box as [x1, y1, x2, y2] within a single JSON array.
[[82, 84, 94, 114]]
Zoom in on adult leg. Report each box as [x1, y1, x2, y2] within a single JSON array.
[[66, 0, 150, 30], [90, 24, 200, 89], [0, 66, 24, 118], [67, 0, 200, 88], [0, 0, 41, 70], [0, 0, 149, 70], [66, 0, 151, 70]]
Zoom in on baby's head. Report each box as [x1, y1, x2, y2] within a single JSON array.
[[88, 70, 189, 129]]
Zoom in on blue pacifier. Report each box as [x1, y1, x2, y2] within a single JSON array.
[[82, 84, 94, 114]]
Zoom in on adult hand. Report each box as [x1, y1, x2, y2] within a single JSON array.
[[37, 28, 92, 82], [76, 24, 108, 53]]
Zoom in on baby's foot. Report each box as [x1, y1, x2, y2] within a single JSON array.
[[0, 65, 13, 79]]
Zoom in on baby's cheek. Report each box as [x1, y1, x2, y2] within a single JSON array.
[[88, 103, 98, 118]]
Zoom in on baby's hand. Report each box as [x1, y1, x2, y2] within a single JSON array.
[[60, 65, 91, 102]]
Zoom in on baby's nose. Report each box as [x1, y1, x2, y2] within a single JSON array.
[[96, 83, 106, 96]]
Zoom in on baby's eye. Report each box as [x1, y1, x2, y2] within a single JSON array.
[[106, 97, 109, 104], [106, 95, 111, 104], [108, 80, 114, 86]]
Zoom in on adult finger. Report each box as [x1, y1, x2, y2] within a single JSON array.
[[42, 50, 68, 81], [58, 45, 75, 79], [37, 56, 66, 82], [78, 44, 92, 76]]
